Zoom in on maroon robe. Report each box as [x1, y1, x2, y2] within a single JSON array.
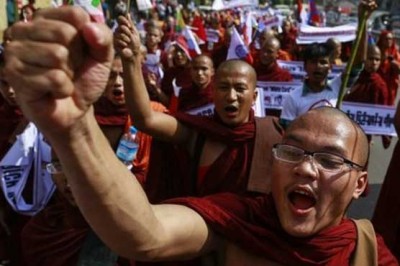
[[21, 195, 89, 266], [255, 62, 294, 82], [161, 66, 192, 98], [378, 60, 399, 106], [0, 99, 29, 265], [211, 45, 229, 70], [0, 99, 24, 158], [144, 110, 261, 204], [344, 70, 389, 105], [170, 193, 398, 265], [177, 83, 213, 112], [373, 140, 400, 261]]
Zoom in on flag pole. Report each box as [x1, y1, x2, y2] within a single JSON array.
[[335, 10, 368, 109]]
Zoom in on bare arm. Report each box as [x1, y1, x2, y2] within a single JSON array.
[[3, 6, 218, 260], [353, 0, 378, 66], [115, 16, 192, 144]]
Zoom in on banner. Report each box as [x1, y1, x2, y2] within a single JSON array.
[[136, 0, 152, 11], [277, 60, 344, 82], [341, 102, 397, 136], [206, 28, 220, 43], [0, 123, 55, 216], [257, 81, 302, 110], [296, 24, 357, 44], [212, 0, 258, 11]]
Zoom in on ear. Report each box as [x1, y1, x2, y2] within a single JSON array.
[[352, 171, 368, 199], [253, 88, 258, 103]]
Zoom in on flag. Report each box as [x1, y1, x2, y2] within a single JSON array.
[[73, 0, 105, 23], [227, 27, 253, 64], [175, 9, 185, 33], [243, 11, 256, 45], [182, 26, 202, 55], [308, 0, 320, 26], [191, 15, 207, 43]]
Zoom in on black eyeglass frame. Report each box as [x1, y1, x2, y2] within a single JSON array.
[[272, 143, 365, 172]]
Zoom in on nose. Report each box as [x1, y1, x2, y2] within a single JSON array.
[[293, 155, 319, 180], [226, 88, 238, 101], [115, 74, 123, 86]]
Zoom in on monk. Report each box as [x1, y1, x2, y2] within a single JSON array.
[[3, 8, 397, 263], [174, 54, 214, 113], [0, 69, 29, 266], [344, 45, 389, 106], [326, 37, 344, 66], [115, 14, 282, 203], [254, 37, 293, 82], [159, 36, 193, 107], [377, 30, 400, 106], [19, 55, 165, 266], [372, 102, 400, 261]]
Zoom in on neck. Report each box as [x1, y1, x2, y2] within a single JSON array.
[[306, 79, 326, 92]]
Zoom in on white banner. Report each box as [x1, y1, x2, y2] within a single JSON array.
[[341, 102, 397, 137], [257, 81, 302, 110], [137, 0, 152, 11], [297, 24, 357, 44], [212, 0, 258, 10], [277, 60, 344, 82], [206, 28, 220, 43]]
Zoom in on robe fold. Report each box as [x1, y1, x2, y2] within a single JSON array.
[[21, 195, 89, 266], [177, 83, 213, 112], [144, 111, 258, 204], [344, 70, 389, 105], [170, 193, 398, 265], [255, 62, 294, 82], [373, 141, 400, 261]]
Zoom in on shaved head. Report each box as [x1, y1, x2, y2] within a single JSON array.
[[286, 107, 369, 168], [262, 37, 281, 50], [216, 59, 257, 89], [367, 45, 381, 57]]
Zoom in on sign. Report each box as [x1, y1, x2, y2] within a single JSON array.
[[257, 81, 302, 110], [342, 102, 397, 136], [297, 24, 357, 44]]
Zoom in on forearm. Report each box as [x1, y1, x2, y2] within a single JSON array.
[[46, 108, 164, 258], [122, 57, 154, 127]]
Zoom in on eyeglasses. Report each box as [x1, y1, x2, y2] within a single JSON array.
[[272, 144, 364, 173], [46, 161, 62, 175]]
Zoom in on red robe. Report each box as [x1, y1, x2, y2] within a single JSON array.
[[144, 110, 261, 204], [21, 195, 89, 266], [170, 193, 398, 265], [378, 60, 399, 106], [0, 99, 24, 158], [0, 100, 29, 265], [344, 70, 389, 105], [373, 140, 400, 261], [161, 66, 192, 98], [255, 62, 294, 82], [177, 83, 213, 112]]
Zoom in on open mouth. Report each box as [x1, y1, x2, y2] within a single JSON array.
[[224, 105, 238, 113], [112, 89, 123, 98], [288, 188, 316, 211]]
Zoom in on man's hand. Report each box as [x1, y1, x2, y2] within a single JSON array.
[[3, 6, 114, 135], [114, 15, 142, 61]]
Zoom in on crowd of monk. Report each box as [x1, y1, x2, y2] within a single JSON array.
[[1, 0, 400, 265]]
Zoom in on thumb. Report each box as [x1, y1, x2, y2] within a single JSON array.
[[81, 22, 114, 65]]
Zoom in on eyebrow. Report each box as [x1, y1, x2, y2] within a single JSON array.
[[284, 134, 347, 156]]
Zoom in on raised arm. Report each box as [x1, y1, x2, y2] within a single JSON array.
[[114, 15, 193, 144], [353, 0, 378, 66], [3, 6, 217, 260]]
